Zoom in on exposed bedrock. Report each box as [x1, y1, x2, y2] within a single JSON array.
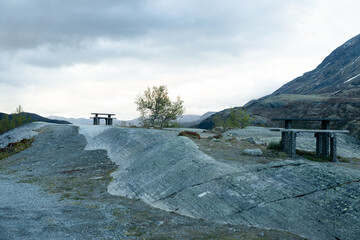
[[78, 125, 360, 240]]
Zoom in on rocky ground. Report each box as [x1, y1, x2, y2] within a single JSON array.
[[1, 123, 360, 239], [0, 123, 304, 240]]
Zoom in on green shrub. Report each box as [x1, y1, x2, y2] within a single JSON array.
[[213, 109, 252, 130]]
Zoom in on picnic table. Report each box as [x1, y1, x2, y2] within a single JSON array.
[[90, 113, 116, 126], [271, 118, 349, 161]]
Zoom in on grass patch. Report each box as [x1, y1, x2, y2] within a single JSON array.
[[0, 138, 34, 160], [296, 149, 332, 162], [267, 141, 282, 151]]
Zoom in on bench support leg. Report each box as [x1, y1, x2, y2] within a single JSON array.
[[315, 133, 322, 156], [289, 132, 297, 158], [321, 133, 330, 158], [93, 117, 100, 125], [282, 132, 290, 154], [330, 134, 338, 162]]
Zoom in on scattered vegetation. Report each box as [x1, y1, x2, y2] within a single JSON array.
[[295, 149, 339, 162], [267, 142, 348, 162], [135, 85, 185, 128], [178, 131, 201, 139], [213, 108, 252, 130], [0, 105, 30, 134], [0, 138, 34, 160], [267, 141, 282, 151], [213, 133, 223, 139]]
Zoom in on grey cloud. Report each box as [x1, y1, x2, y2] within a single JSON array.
[[0, 0, 311, 68], [0, 0, 300, 49], [0, 0, 153, 50]]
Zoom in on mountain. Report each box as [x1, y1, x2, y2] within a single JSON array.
[[47, 113, 217, 127], [48, 116, 93, 125], [0, 112, 71, 125], [179, 112, 216, 127], [198, 34, 360, 139], [272, 33, 360, 96], [48, 116, 124, 125]]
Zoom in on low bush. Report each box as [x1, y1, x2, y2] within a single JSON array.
[[213, 108, 252, 129], [178, 131, 201, 139], [0, 138, 34, 160]]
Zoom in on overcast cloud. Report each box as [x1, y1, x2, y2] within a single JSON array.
[[1, 0, 360, 119]]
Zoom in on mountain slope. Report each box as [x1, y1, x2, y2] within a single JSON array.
[[198, 34, 360, 139], [273, 34, 360, 96]]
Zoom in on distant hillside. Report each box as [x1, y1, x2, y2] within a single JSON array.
[[179, 112, 216, 127], [0, 112, 70, 134], [48, 116, 94, 125], [48, 116, 125, 125], [47, 113, 216, 127], [198, 34, 360, 139], [1, 112, 70, 125]]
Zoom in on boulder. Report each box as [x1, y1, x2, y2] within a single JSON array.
[[242, 148, 263, 156]]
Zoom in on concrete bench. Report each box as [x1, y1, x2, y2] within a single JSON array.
[[90, 113, 116, 125], [270, 128, 349, 162]]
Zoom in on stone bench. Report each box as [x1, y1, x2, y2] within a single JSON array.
[[90, 113, 116, 125], [270, 128, 349, 162]]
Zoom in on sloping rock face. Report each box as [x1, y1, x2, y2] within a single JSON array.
[[79, 125, 360, 240]]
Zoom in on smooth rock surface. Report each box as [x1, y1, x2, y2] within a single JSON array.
[[4, 123, 288, 239], [78, 125, 360, 240], [1, 123, 359, 240]]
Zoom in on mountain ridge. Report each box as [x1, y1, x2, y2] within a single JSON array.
[[198, 34, 360, 139], [0, 112, 70, 125], [272, 33, 360, 96]]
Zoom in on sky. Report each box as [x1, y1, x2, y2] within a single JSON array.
[[1, 0, 360, 120]]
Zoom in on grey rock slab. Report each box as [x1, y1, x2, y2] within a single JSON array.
[[0, 123, 306, 239], [2, 124, 359, 239], [77, 125, 360, 240], [78, 126, 241, 204]]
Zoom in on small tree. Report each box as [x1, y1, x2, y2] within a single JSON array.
[[0, 105, 29, 135], [12, 105, 28, 127], [135, 85, 185, 128]]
